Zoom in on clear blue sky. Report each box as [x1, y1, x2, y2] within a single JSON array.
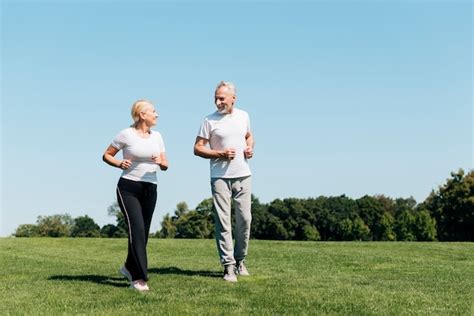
[[1, 1, 472, 237]]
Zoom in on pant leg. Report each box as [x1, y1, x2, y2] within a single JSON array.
[[232, 176, 252, 262], [211, 178, 235, 266], [141, 182, 157, 246], [116, 179, 149, 281]]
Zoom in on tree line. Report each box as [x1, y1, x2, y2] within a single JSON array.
[[14, 169, 473, 241], [14, 204, 128, 238]]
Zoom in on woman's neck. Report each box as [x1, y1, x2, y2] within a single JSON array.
[[134, 122, 151, 136]]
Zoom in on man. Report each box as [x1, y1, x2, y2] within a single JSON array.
[[194, 81, 254, 282]]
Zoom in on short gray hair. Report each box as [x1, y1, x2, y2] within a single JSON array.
[[215, 81, 236, 96]]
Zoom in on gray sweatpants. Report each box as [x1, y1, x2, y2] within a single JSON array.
[[211, 176, 252, 266]]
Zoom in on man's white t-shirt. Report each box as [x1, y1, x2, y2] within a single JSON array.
[[197, 108, 252, 179], [111, 127, 166, 184]]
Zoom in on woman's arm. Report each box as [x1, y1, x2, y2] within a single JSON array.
[[102, 145, 131, 170]]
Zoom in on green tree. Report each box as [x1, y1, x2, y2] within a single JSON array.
[[14, 224, 39, 237], [195, 198, 214, 217], [393, 197, 417, 214], [250, 195, 270, 239], [412, 209, 437, 241], [108, 202, 127, 232], [265, 214, 290, 240], [100, 224, 127, 238], [322, 195, 359, 241], [159, 214, 177, 238], [338, 217, 370, 241], [422, 169, 474, 241], [374, 195, 395, 215], [356, 195, 385, 240], [265, 198, 320, 240], [379, 212, 396, 241], [157, 200, 214, 239], [173, 202, 189, 220], [305, 197, 333, 241], [71, 215, 100, 237], [394, 210, 415, 241], [175, 211, 213, 238], [339, 218, 353, 240], [195, 198, 215, 238], [36, 214, 73, 237], [352, 217, 371, 241], [302, 224, 320, 241]]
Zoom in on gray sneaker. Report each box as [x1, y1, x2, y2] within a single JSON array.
[[236, 261, 250, 276], [223, 264, 237, 282], [119, 265, 132, 282]]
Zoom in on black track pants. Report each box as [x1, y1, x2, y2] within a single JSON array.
[[116, 177, 157, 281]]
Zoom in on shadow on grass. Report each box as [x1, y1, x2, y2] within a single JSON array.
[[48, 275, 129, 288], [49, 267, 221, 286], [149, 267, 221, 278]]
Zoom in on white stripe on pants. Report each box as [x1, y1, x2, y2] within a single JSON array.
[[211, 176, 252, 266]]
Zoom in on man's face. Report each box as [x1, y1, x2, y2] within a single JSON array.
[[215, 87, 235, 114]]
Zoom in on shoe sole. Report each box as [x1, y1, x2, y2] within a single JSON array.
[[130, 285, 149, 292], [223, 276, 238, 282]]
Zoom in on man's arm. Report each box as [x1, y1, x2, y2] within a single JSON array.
[[244, 132, 254, 158], [194, 136, 236, 160]]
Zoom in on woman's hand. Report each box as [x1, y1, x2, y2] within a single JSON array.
[[152, 153, 168, 171], [119, 159, 132, 170], [151, 155, 162, 165]]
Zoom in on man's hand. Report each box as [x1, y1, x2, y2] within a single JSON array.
[[244, 146, 253, 159], [223, 148, 236, 160]]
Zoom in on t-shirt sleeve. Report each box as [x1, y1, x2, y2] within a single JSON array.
[[111, 130, 127, 150], [158, 134, 166, 153], [197, 119, 211, 140]]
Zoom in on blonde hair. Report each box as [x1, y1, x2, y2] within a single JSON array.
[[215, 81, 236, 96], [130, 99, 153, 127]]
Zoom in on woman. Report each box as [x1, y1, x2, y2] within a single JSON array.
[[103, 99, 168, 292]]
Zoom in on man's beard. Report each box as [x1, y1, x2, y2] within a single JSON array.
[[218, 103, 231, 114]]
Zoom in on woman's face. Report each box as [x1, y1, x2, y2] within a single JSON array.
[[141, 105, 158, 127]]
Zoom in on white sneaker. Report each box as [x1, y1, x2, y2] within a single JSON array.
[[130, 280, 149, 292], [236, 261, 250, 276], [223, 265, 237, 282], [119, 266, 132, 282]]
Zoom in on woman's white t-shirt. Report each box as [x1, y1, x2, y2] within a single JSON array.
[[111, 127, 166, 184]]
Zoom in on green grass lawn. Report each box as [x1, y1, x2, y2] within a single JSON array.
[[1, 238, 473, 315]]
